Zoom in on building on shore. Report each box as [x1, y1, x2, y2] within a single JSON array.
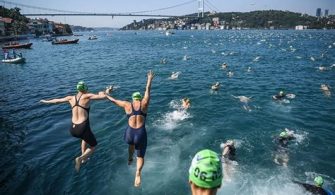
[[0, 17, 13, 36], [295, 25, 308, 30], [28, 18, 55, 36], [316, 8, 322, 17]]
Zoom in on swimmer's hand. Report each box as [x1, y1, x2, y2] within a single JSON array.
[[105, 85, 113, 94], [40, 99, 48, 103], [148, 70, 155, 80]]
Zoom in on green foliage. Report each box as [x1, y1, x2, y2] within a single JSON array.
[[121, 10, 335, 30], [64, 24, 73, 34]]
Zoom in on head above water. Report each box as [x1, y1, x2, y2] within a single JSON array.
[[189, 149, 222, 189], [76, 81, 88, 92], [279, 131, 288, 138], [226, 140, 234, 146], [279, 91, 284, 96], [132, 92, 142, 101], [314, 176, 324, 187]]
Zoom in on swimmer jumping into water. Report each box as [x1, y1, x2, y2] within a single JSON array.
[[106, 70, 154, 187], [40, 81, 112, 172]]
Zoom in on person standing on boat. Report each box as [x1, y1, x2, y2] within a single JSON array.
[[12, 49, 17, 58], [3, 49, 9, 59], [105, 70, 154, 187], [40, 81, 112, 172]]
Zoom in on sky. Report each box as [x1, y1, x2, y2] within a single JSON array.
[[5, 0, 335, 28]]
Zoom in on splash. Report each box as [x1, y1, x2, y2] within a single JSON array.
[[153, 100, 191, 131]]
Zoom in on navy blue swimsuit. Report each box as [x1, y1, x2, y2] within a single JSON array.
[[69, 94, 97, 147], [124, 102, 147, 157]]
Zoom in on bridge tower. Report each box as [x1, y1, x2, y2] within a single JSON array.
[[198, 0, 204, 18]]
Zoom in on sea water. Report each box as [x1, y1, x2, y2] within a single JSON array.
[[0, 30, 334, 194]]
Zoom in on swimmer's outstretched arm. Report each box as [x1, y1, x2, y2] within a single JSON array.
[[40, 96, 72, 104], [143, 70, 155, 106], [106, 95, 128, 108], [86, 86, 113, 100], [222, 145, 230, 156]]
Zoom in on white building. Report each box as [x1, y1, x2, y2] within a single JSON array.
[[295, 25, 307, 30]]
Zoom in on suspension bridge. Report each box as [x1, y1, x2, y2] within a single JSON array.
[[0, 0, 222, 18]]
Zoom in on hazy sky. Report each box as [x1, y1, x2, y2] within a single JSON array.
[[6, 0, 335, 28]]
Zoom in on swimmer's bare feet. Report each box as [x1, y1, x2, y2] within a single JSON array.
[[134, 170, 141, 187], [75, 157, 81, 172]]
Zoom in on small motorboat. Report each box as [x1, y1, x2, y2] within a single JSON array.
[[2, 56, 26, 64], [52, 39, 79, 45], [2, 42, 33, 49]]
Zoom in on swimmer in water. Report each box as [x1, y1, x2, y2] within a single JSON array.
[[182, 97, 191, 109], [105, 70, 154, 187], [222, 63, 228, 69], [189, 149, 222, 195], [211, 82, 220, 91], [221, 140, 236, 182], [232, 95, 252, 104], [272, 91, 286, 100], [321, 84, 331, 97], [227, 71, 234, 77], [274, 129, 295, 167], [318, 66, 327, 71], [170, 72, 180, 80], [294, 176, 334, 195], [160, 58, 167, 64], [247, 67, 252, 72], [321, 84, 331, 92], [40, 82, 112, 172], [232, 95, 252, 111]]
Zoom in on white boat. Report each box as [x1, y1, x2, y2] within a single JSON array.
[[2, 57, 26, 64]]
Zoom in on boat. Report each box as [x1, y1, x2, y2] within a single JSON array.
[[52, 39, 79, 45], [2, 42, 33, 49], [2, 56, 25, 64]]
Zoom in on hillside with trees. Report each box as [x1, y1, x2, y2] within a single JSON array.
[[121, 10, 335, 30]]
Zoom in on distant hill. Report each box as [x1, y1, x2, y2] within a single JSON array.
[[121, 10, 335, 30], [71, 25, 94, 32]]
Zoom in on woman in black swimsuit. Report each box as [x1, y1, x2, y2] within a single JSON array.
[[40, 81, 111, 171]]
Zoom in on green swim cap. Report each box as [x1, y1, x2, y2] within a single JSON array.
[[314, 176, 324, 187], [280, 131, 288, 138], [76, 81, 88, 92], [189, 149, 222, 189], [132, 92, 142, 100]]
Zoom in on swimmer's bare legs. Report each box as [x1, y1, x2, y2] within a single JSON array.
[[128, 145, 135, 165], [135, 157, 144, 187], [75, 143, 95, 172], [81, 140, 86, 155]]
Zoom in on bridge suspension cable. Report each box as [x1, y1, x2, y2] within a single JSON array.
[[0, 0, 199, 17]]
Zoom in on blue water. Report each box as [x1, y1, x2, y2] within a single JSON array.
[[0, 30, 334, 195]]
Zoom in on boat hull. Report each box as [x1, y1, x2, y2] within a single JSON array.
[[52, 39, 79, 45], [2, 57, 26, 64], [2, 43, 33, 49]]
